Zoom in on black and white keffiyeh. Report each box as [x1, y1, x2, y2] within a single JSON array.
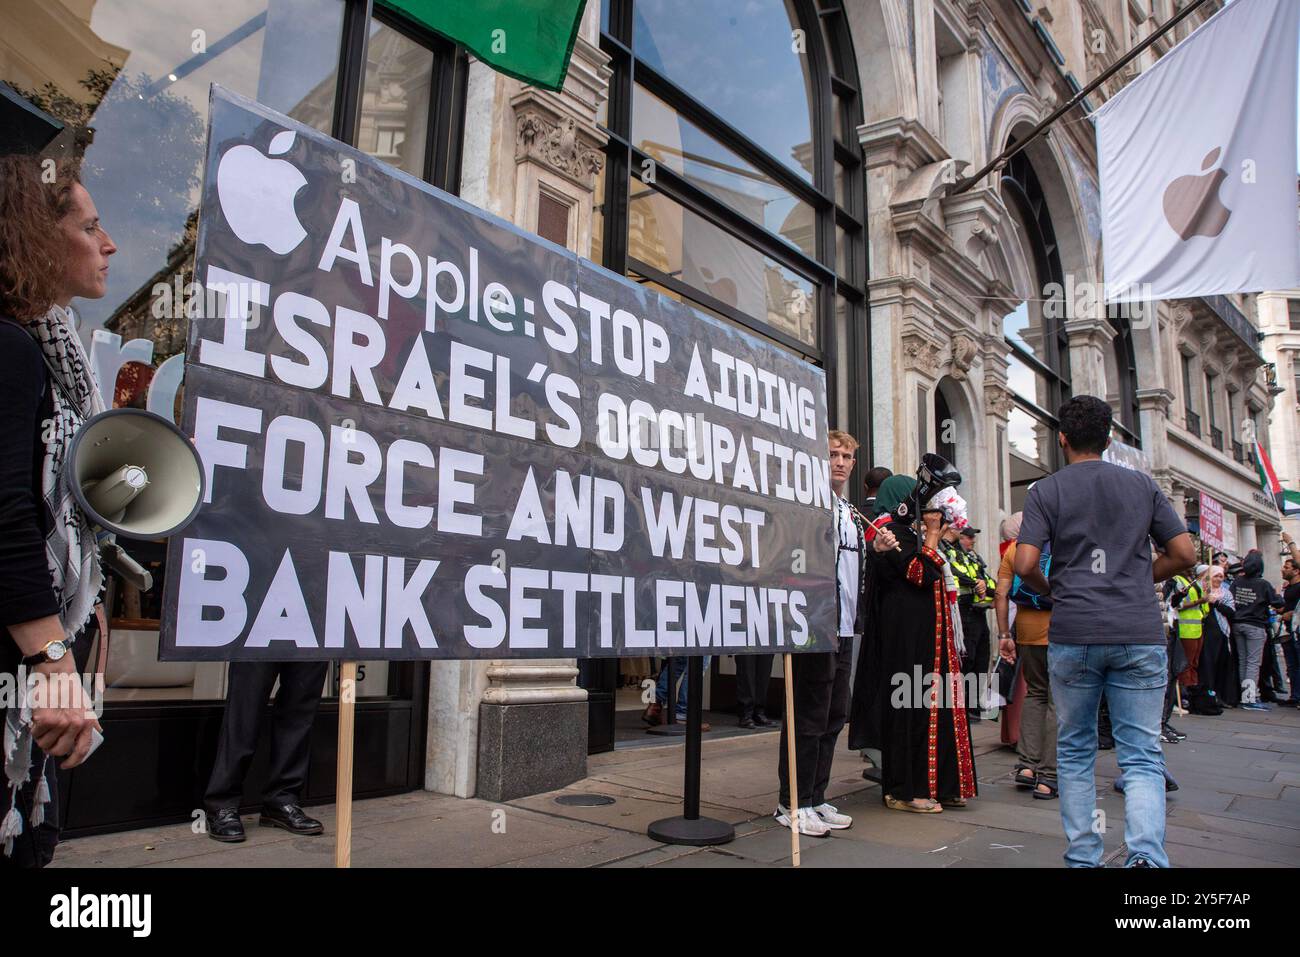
[[25, 304, 105, 638], [2, 304, 104, 856]]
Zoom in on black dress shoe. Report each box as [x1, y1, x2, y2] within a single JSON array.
[[752, 713, 775, 727], [260, 802, 324, 835], [208, 807, 246, 843], [738, 716, 756, 728]]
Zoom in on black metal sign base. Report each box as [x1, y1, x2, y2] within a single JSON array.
[[646, 656, 735, 847]]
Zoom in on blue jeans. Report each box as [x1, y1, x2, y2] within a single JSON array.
[[656, 657, 712, 716], [1049, 643, 1169, 868]]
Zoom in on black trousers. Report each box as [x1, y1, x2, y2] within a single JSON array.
[[959, 603, 990, 711], [205, 660, 328, 811], [778, 638, 853, 808], [735, 653, 774, 719], [1162, 630, 1179, 723]]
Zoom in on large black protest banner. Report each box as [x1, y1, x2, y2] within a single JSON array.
[[160, 86, 836, 661]]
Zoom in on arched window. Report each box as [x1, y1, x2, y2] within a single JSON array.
[[595, 0, 869, 441], [1000, 144, 1071, 506]]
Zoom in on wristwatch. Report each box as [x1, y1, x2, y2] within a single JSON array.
[[21, 639, 69, 667]]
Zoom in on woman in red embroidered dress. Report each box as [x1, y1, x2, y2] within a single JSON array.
[[851, 475, 977, 813]]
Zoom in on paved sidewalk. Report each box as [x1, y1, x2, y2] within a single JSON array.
[[52, 704, 1300, 868]]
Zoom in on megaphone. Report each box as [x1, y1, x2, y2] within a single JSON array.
[[915, 452, 961, 508], [64, 408, 205, 591], [891, 452, 962, 524]]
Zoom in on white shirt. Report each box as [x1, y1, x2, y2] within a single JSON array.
[[835, 494, 862, 637]]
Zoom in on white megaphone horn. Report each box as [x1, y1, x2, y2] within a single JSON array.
[[64, 408, 206, 591]]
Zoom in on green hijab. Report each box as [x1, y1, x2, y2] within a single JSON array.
[[869, 474, 916, 517]]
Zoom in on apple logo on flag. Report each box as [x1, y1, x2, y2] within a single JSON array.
[[215, 129, 308, 255], [1161, 147, 1232, 241]]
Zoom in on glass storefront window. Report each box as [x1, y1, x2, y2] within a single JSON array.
[[1007, 353, 1053, 411], [3, 0, 347, 351], [3, 0, 347, 705], [631, 84, 815, 258], [627, 177, 817, 345], [631, 0, 814, 181], [361, 20, 433, 178], [1008, 405, 1049, 469], [1003, 300, 1048, 363]]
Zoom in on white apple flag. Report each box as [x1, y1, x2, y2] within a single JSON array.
[[1097, 0, 1300, 303]]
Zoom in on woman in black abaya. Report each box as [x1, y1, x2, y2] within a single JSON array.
[[849, 475, 977, 812]]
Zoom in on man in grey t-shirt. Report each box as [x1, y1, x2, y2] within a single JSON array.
[[1014, 395, 1194, 868]]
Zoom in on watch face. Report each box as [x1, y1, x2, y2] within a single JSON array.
[[46, 640, 68, 661]]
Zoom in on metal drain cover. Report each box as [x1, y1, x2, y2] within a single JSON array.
[[555, 794, 615, 807]]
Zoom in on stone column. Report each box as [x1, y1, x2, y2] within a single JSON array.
[[983, 377, 1015, 518], [1252, 517, 1282, 584], [1238, 519, 1259, 557], [859, 116, 946, 469], [426, 5, 611, 802], [1062, 315, 1112, 399], [1137, 387, 1173, 495], [479, 8, 609, 802]]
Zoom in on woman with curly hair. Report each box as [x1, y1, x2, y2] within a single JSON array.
[[0, 153, 116, 867]]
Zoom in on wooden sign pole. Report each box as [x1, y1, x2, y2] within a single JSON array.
[[783, 654, 800, 868], [335, 660, 357, 869]]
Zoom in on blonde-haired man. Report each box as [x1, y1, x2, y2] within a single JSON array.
[[777, 430, 896, 836]]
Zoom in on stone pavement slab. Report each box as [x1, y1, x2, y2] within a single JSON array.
[[49, 699, 1298, 868]]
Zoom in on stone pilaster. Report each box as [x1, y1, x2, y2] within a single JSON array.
[[1137, 387, 1175, 499], [1062, 315, 1113, 399], [427, 4, 609, 802]]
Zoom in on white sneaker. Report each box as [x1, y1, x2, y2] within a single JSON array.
[[774, 804, 831, 838], [812, 802, 852, 829]]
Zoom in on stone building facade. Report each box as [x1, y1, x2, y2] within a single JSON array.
[[3, 0, 1285, 828], [848, 0, 1278, 572], [1258, 289, 1300, 545], [426, 0, 1284, 797]]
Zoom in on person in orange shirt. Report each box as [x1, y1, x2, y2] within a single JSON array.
[[995, 538, 1056, 799]]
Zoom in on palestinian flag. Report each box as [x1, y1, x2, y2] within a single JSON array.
[[380, 0, 587, 92], [1254, 440, 1300, 516]]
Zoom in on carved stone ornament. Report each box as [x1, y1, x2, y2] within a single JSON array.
[[515, 109, 604, 189], [984, 384, 1015, 418], [901, 332, 942, 375], [949, 332, 978, 380]]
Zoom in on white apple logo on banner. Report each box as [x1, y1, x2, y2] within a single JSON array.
[[215, 129, 308, 255]]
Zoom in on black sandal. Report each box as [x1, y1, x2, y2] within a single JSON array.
[[1032, 780, 1059, 800], [1014, 767, 1037, 790]]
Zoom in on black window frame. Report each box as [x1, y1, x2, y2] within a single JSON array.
[[596, 0, 870, 453], [1001, 145, 1071, 473], [321, 0, 470, 706], [343, 0, 470, 192]]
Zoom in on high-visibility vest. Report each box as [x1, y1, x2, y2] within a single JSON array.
[[943, 543, 995, 608], [1173, 574, 1206, 640]]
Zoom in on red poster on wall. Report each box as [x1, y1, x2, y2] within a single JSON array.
[[1199, 491, 1224, 550]]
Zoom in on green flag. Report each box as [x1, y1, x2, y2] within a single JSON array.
[[380, 0, 587, 92]]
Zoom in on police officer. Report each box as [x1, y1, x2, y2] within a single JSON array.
[[941, 526, 997, 721]]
